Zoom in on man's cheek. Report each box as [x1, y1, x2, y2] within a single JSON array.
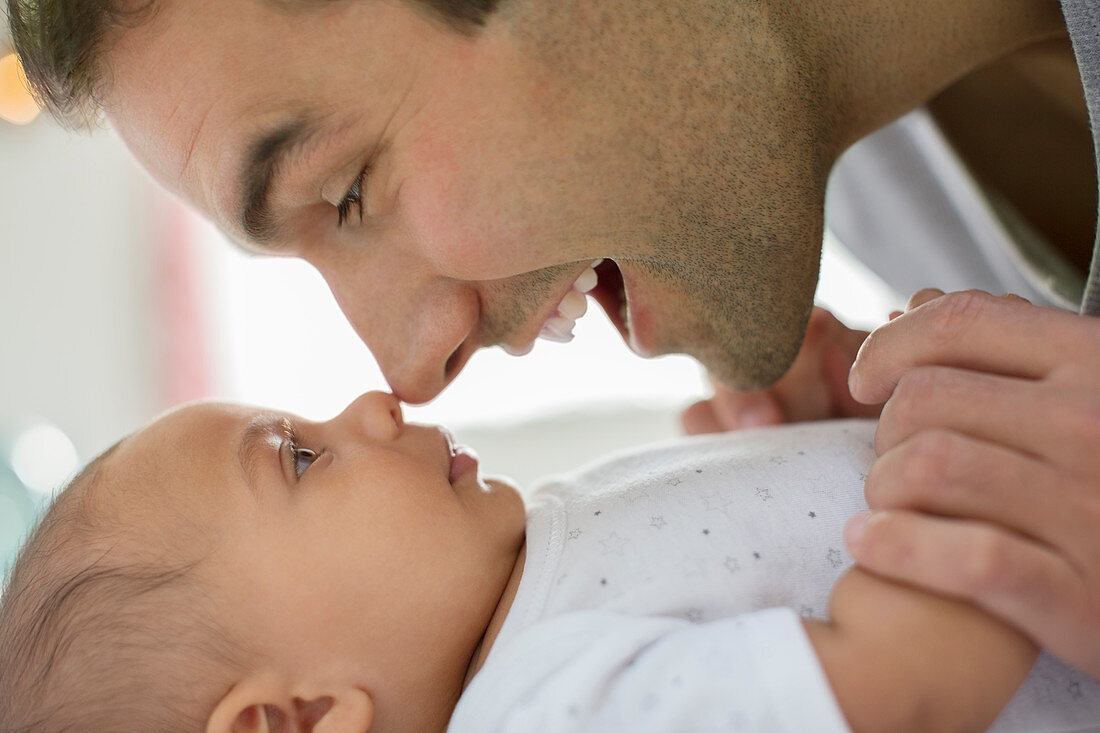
[[398, 151, 507, 278]]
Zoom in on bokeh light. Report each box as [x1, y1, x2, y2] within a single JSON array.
[[0, 52, 40, 125], [11, 424, 79, 496]]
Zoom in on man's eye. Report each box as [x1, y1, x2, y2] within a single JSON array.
[[294, 447, 318, 477], [335, 168, 368, 228]]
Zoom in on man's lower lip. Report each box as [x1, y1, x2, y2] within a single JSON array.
[[449, 450, 479, 483]]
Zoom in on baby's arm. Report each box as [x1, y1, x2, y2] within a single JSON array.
[[804, 568, 1037, 733]]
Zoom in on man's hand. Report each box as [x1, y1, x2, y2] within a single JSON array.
[[682, 306, 882, 434], [845, 288, 1100, 679]]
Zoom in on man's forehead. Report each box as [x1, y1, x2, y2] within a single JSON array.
[[105, 0, 303, 223]]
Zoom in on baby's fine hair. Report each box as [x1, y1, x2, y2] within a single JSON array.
[[0, 446, 248, 733]]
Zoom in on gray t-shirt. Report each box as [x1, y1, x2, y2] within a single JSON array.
[[826, 1, 1100, 316]]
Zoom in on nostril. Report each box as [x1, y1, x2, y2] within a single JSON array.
[[445, 349, 463, 381]]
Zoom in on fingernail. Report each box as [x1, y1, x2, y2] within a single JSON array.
[[845, 511, 872, 549]]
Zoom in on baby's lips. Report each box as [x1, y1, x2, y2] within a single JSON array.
[[449, 446, 480, 484]]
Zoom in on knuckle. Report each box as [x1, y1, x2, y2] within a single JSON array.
[[887, 369, 940, 422], [925, 290, 993, 347], [1068, 398, 1100, 448], [900, 430, 957, 494], [962, 530, 1018, 596], [860, 513, 916, 568]]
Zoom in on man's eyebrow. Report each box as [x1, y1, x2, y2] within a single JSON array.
[[239, 118, 316, 245]]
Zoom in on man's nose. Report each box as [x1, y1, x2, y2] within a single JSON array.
[[331, 391, 404, 442], [321, 264, 481, 404]]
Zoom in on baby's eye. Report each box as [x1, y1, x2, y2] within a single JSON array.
[[294, 447, 318, 477]]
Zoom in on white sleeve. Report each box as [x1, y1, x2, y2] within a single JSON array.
[[449, 608, 851, 733]]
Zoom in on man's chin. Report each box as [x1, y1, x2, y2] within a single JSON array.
[[693, 336, 803, 391]]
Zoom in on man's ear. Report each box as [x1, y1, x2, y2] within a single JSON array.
[[206, 673, 374, 733]]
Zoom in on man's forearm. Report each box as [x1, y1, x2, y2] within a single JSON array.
[[804, 568, 1037, 733]]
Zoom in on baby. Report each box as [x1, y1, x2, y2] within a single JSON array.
[[1, 391, 1097, 732]]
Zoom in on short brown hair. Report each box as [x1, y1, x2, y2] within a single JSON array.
[[0, 449, 250, 732], [5, 0, 506, 129]]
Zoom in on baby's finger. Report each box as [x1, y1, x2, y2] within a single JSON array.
[[905, 288, 946, 312]]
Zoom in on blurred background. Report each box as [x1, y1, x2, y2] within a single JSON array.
[[0, 29, 904, 576]]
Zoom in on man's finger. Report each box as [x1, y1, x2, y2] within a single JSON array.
[[872, 366, 1100, 473], [846, 510, 1099, 676], [865, 430, 1095, 553], [850, 291, 1094, 404]]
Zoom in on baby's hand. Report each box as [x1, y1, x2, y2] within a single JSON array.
[[682, 307, 882, 434]]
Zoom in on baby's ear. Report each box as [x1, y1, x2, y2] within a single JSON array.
[[206, 674, 374, 733]]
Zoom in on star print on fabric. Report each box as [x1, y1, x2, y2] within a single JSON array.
[[724, 556, 741, 573], [685, 608, 704, 623], [768, 456, 786, 465], [799, 606, 814, 618], [598, 532, 630, 555], [695, 468, 703, 474], [755, 487, 773, 501], [1069, 682, 1083, 699], [667, 476, 683, 486], [702, 528, 711, 536], [827, 548, 844, 567], [650, 516, 667, 529], [808, 511, 817, 518], [702, 492, 734, 516], [567, 529, 583, 540], [753, 552, 761, 560], [797, 450, 805, 456], [600, 578, 608, 586], [594, 510, 602, 517]]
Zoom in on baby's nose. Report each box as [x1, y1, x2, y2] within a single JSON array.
[[335, 391, 403, 441]]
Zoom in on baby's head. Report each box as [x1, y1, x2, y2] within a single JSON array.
[[0, 391, 526, 732]]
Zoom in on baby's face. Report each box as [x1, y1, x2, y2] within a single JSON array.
[[95, 391, 526, 727]]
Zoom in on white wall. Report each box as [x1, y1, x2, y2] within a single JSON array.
[[1, 119, 162, 461]]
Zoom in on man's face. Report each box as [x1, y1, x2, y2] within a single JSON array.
[[106, 0, 825, 402]]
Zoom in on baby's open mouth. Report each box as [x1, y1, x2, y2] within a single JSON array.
[[441, 427, 480, 484]]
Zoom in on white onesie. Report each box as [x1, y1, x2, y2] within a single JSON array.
[[449, 420, 1100, 732]]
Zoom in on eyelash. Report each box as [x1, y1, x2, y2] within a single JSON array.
[[281, 420, 319, 478], [336, 167, 369, 228]]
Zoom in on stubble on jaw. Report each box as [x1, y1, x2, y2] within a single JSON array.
[[499, 0, 834, 388]]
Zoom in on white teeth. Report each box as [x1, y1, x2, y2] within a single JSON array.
[[557, 289, 588, 320], [572, 267, 598, 294], [527, 259, 604, 348], [541, 315, 576, 342]]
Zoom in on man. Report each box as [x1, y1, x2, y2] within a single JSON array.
[[9, 0, 1100, 683]]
